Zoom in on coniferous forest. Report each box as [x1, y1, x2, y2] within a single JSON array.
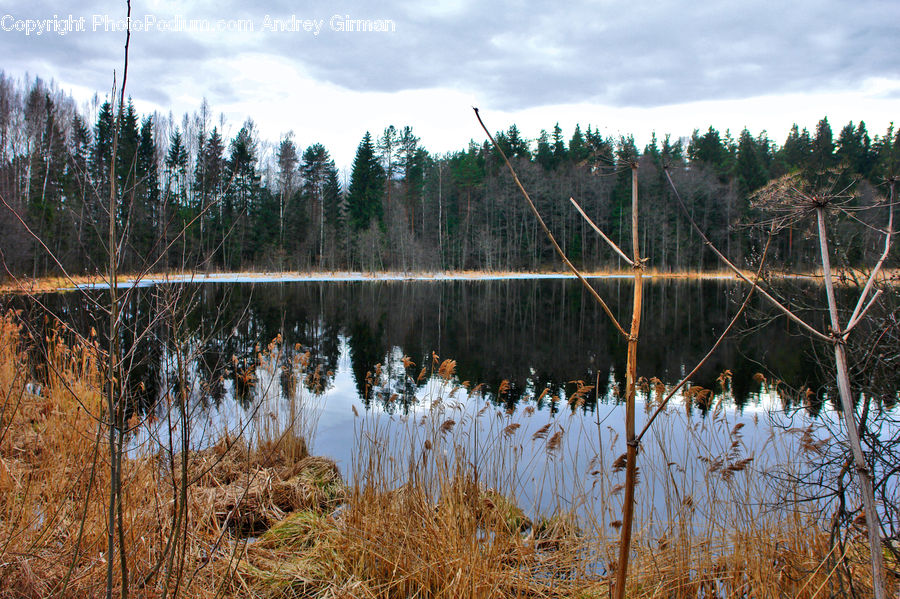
[[1, 71, 898, 279]]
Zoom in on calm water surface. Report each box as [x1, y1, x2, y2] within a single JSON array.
[[19, 277, 831, 412], [12, 278, 830, 444], [8, 275, 900, 540], [11, 277, 897, 518]]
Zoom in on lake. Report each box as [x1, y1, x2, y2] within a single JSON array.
[[9, 275, 840, 498], [8, 274, 900, 533], [15, 276, 830, 421]]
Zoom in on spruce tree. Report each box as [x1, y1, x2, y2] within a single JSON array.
[[131, 115, 158, 263], [811, 117, 836, 173], [506, 125, 531, 160], [736, 128, 768, 195], [569, 124, 589, 164], [224, 120, 260, 267], [194, 127, 225, 261], [346, 132, 384, 230], [276, 134, 299, 251], [688, 126, 732, 177], [551, 122, 567, 166], [535, 130, 553, 170], [778, 123, 812, 173], [116, 99, 140, 201]]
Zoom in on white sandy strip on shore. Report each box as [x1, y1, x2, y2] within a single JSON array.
[[70, 271, 623, 288], [68, 270, 799, 289]]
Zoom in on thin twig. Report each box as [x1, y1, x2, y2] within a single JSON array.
[[844, 289, 883, 335], [845, 180, 894, 333], [568, 197, 634, 266], [474, 108, 628, 340], [663, 167, 830, 343], [636, 229, 774, 443]]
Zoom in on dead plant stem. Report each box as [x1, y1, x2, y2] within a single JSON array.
[[613, 163, 643, 599], [816, 204, 886, 599]]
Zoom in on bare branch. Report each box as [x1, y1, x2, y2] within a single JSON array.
[[568, 197, 634, 266], [664, 167, 831, 343], [635, 228, 774, 444], [844, 289, 883, 336], [846, 180, 893, 333], [474, 107, 629, 340]]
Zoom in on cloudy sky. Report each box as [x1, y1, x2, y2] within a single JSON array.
[[2, 0, 899, 171]]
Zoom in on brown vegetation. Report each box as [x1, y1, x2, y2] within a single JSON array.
[[0, 311, 895, 597]]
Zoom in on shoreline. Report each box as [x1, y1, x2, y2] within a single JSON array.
[[1, 268, 827, 294]]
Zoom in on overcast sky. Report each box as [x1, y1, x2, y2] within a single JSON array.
[[2, 0, 899, 171]]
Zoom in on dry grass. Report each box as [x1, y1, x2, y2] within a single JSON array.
[[0, 312, 343, 597], [0, 311, 894, 597]]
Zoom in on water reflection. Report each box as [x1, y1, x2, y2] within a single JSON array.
[[5, 278, 895, 531], [15, 278, 828, 418]]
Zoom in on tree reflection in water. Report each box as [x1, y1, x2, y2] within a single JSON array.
[[17, 278, 829, 424]]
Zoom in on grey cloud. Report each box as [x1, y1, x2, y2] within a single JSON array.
[[1, 0, 213, 105], [2, 0, 898, 113], [257, 0, 900, 109]]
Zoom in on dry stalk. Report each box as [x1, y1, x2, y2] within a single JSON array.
[[473, 108, 628, 340], [613, 163, 643, 599], [665, 167, 894, 598]]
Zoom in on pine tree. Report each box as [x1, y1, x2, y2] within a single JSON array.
[[347, 132, 385, 231], [301, 142, 336, 263], [569, 124, 589, 164], [535, 130, 553, 170]]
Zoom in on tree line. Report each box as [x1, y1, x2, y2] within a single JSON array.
[[1, 71, 898, 278]]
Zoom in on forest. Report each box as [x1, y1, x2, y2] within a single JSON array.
[[1, 64, 899, 598], [0, 70, 898, 278]]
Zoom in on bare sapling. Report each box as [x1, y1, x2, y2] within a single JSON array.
[[105, 3, 132, 595], [474, 108, 772, 597], [611, 163, 642, 599]]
